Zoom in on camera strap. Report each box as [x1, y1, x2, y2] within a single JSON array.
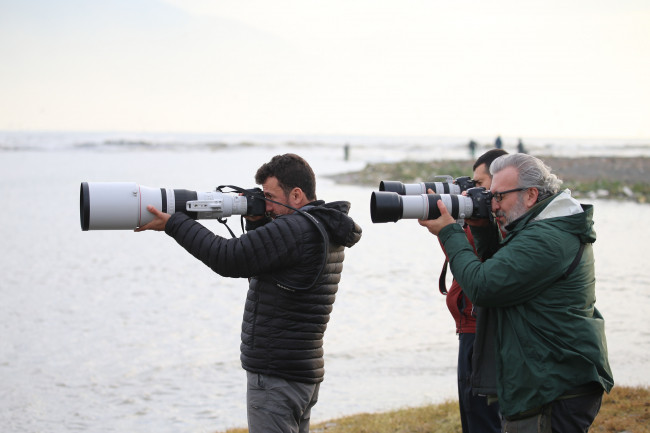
[[559, 242, 585, 280], [438, 259, 449, 295], [217, 185, 330, 291], [273, 206, 330, 292], [214, 185, 261, 238]]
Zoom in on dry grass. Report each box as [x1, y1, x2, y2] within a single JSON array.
[[217, 385, 650, 433], [590, 386, 650, 432]]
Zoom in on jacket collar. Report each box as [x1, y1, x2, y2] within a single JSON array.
[[502, 190, 595, 243]]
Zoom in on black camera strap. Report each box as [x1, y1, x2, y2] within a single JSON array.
[[272, 206, 329, 292], [217, 185, 330, 292], [439, 258, 449, 295], [559, 242, 585, 280], [212, 185, 256, 238]]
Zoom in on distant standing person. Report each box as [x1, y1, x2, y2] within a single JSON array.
[[494, 136, 503, 149], [468, 140, 477, 159], [517, 138, 527, 154]]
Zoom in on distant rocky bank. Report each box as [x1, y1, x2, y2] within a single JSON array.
[[331, 155, 650, 203]]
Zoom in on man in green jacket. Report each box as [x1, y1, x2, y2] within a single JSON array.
[[419, 153, 613, 432]]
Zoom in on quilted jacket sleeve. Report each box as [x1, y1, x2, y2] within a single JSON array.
[[164, 213, 306, 278]]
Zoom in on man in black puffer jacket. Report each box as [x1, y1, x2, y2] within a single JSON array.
[[136, 153, 362, 433]]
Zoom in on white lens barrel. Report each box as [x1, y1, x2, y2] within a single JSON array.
[[394, 182, 462, 195], [400, 194, 431, 220], [185, 192, 248, 219], [399, 193, 475, 220], [438, 194, 475, 219], [432, 182, 462, 195], [403, 183, 428, 195], [82, 182, 163, 230], [81, 182, 260, 230]]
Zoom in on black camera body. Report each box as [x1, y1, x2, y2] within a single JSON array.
[[454, 176, 477, 192], [464, 187, 493, 220], [241, 187, 267, 217]]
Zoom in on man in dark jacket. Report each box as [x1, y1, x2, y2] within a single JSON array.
[[136, 153, 362, 433], [441, 149, 505, 433], [419, 153, 613, 432]]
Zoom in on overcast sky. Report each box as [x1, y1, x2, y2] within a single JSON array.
[[1, 0, 648, 139]]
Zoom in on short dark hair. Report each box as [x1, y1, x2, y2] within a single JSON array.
[[473, 148, 508, 171], [255, 153, 317, 200]]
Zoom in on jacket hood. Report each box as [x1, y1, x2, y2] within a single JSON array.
[[507, 190, 596, 244], [304, 200, 362, 248]]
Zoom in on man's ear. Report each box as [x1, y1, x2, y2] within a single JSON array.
[[289, 187, 306, 206], [525, 187, 539, 206]]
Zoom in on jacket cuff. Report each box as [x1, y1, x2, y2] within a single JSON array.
[[164, 212, 189, 236]]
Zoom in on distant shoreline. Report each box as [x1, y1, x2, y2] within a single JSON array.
[[331, 155, 650, 203]]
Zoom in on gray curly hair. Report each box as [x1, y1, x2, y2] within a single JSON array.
[[490, 154, 563, 201]]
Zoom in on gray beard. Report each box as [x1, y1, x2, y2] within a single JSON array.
[[498, 194, 529, 230]]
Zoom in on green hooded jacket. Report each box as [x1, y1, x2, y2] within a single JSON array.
[[438, 190, 614, 417]]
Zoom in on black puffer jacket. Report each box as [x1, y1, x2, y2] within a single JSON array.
[[165, 200, 362, 383]]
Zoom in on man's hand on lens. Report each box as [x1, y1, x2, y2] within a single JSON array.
[[418, 199, 456, 236], [135, 205, 170, 232]]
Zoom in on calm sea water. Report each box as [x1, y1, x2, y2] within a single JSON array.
[[1, 132, 649, 432]]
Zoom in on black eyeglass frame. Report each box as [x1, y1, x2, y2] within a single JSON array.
[[491, 187, 528, 202]]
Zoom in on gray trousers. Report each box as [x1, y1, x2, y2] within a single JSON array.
[[246, 372, 321, 433]]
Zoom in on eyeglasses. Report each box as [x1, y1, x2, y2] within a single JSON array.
[[491, 187, 528, 202]]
